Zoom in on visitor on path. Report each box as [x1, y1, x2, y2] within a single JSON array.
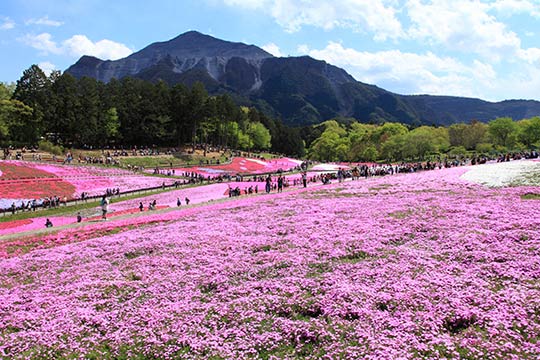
[[277, 175, 284, 193], [265, 175, 272, 193], [177, 198, 181, 207], [101, 195, 109, 220], [76, 212, 82, 223], [139, 202, 144, 212], [185, 197, 190, 205], [337, 168, 344, 183], [302, 172, 307, 188], [45, 218, 53, 228]]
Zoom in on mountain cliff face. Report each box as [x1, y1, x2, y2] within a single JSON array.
[[67, 31, 272, 87], [66, 31, 540, 126]]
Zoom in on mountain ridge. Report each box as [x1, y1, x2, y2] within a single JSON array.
[[65, 31, 540, 126]]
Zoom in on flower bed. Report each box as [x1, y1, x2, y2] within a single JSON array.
[[311, 163, 351, 171], [0, 161, 174, 205], [0, 219, 32, 231], [1, 164, 539, 358], [172, 157, 302, 176], [0, 163, 76, 208]]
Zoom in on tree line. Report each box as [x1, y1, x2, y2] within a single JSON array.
[[2, 64, 539, 162], [303, 116, 540, 162], [0, 65, 305, 156]]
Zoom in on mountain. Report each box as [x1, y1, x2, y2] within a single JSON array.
[[402, 96, 540, 126], [66, 31, 540, 126]]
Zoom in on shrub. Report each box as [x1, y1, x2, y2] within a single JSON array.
[[38, 140, 64, 156]]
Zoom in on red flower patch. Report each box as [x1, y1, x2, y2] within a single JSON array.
[[0, 163, 76, 199], [0, 219, 32, 230]]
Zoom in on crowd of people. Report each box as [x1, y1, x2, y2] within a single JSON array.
[[2, 149, 539, 217]]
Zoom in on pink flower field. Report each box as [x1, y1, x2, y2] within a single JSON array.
[[171, 157, 302, 176], [0, 161, 174, 206], [1, 165, 539, 358]]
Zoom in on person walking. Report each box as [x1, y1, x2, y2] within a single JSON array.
[[265, 175, 272, 194], [302, 172, 307, 188], [101, 195, 109, 220]]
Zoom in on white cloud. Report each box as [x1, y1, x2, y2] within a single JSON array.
[[25, 16, 63, 27], [518, 47, 540, 64], [38, 61, 57, 76], [1, 17, 15, 30], [502, 64, 540, 100], [489, 0, 540, 17], [297, 44, 310, 54], [262, 42, 282, 57], [221, 0, 404, 40], [20, 33, 62, 54], [62, 35, 132, 60], [19, 32, 132, 60], [223, 0, 266, 8], [306, 41, 497, 98], [406, 0, 522, 60]]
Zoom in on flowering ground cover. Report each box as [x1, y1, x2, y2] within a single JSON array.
[[461, 159, 540, 187], [172, 157, 301, 176], [0, 163, 539, 358], [0, 162, 77, 208], [0, 181, 270, 238], [0, 219, 31, 231], [0, 161, 174, 208], [311, 163, 351, 171]]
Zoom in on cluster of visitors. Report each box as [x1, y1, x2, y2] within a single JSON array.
[[105, 188, 120, 197], [496, 150, 538, 162], [8, 195, 68, 215]]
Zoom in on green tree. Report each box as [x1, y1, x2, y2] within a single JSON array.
[[402, 126, 449, 160], [308, 120, 349, 161], [488, 117, 518, 148], [76, 76, 101, 145], [449, 121, 488, 150], [248, 122, 272, 150], [381, 134, 406, 161], [215, 94, 238, 147], [186, 82, 209, 146], [375, 122, 408, 143], [0, 99, 32, 143], [12, 64, 50, 143], [271, 121, 305, 157], [48, 72, 80, 145], [448, 123, 468, 148], [237, 129, 253, 150], [0, 82, 15, 100], [464, 121, 488, 150], [170, 83, 190, 145], [348, 122, 376, 161], [103, 107, 120, 144], [517, 117, 540, 148]]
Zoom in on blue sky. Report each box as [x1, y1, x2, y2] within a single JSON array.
[[1, 0, 540, 101]]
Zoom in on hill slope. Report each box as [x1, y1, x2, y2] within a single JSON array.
[[66, 31, 540, 126]]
